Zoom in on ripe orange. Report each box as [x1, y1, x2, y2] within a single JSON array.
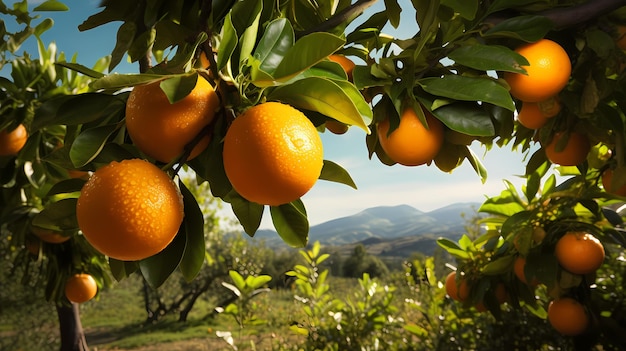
[[223, 102, 324, 206], [0, 124, 28, 156], [504, 39, 571, 102], [326, 119, 349, 135], [544, 131, 590, 166], [125, 76, 220, 163], [548, 298, 589, 336], [377, 107, 444, 166], [555, 232, 605, 275], [76, 159, 184, 261], [329, 54, 355, 80], [445, 271, 470, 302], [32, 226, 70, 244], [602, 168, 626, 196], [65, 273, 98, 303], [475, 283, 508, 312], [517, 98, 561, 129]]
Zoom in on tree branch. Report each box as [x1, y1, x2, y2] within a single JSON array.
[[296, 0, 379, 38], [486, 0, 626, 30], [543, 0, 626, 30]]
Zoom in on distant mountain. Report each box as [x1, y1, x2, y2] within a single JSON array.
[[251, 202, 481, 255]]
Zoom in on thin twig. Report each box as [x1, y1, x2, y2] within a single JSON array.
[[296, 0, 379, 38]]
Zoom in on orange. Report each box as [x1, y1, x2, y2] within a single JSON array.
[[548, 298, 589, 336], [513, 256, 538, 285], [445, 271, 470, 302], [25, 237, 41, 255], [504, 39, 571, 102], [555, 231, 605, 275], [76, 159, 184, 261], [125, 76, 220, 163], [516, 98, 561, 129], [329, 54, 355, 80], [223, 102, 324, 206], [544, 131, 590, 166], [377, 107, 444, 166], [602, 168, 626, 196], [64, 273, 98, 303], [32, 226, 70, 244], [475, 283, 508, 312], [0, 124, 28, 156], [326, 119, 349, 135]]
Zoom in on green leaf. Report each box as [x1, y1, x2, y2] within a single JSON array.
[[268, 77, 369, 132], [270, 200, 308, 248], [33, 18, 54, 36], [248, 275, 272, 290], [431, 102, 495, 136], [479, 193, 526, 217], [70, 124, 119, 168], [227, 192, 264, 236], [273, 32, 345, 81], [482, 255, 515, 275], [436, 238, 469, 259], [463, 146, 488, 183], [441, 0, 477, 20], [486, 0, 547, 15], [483, 15, 554, 42], [420, 75, 515, 111], [217, 12, 237, 71], [128, 28, 156, 62], [232, 0, 262, 65], [45, 178, 86, 198], [32, 198, 79, 231], [109, 22, 136, 71], [229, 270, 246, 291], [448, 44, 528, 73], [108, 259, 138, 281], [252, 18, 294, 76], [178, 181, 206, 282], [139, 230, 186, 288], [319, 160, 357, 189], [55, 62, 105, 79], [54, 93, 127, 125], [160, 73, 197, 104], [91, 73, 168, 90], [33, 0, 69, 11], [383, 0, 402, 28]]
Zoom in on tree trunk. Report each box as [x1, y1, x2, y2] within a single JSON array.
[[56, 302, 89, 351]]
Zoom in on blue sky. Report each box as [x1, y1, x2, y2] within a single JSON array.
[[8, 1, 535, 228]]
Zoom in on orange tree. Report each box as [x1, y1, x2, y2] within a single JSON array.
[[2, 0, 626, 349]]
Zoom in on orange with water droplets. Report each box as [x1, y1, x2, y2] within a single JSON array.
[[76, 159, 184, 261], [125, 76, 220, 163], [223, 102, 324, 206]]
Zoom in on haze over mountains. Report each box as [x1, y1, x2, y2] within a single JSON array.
[[252, 202, 482, 256]]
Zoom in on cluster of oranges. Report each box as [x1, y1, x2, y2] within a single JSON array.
[[74, 69, 327, 262], [514, 231, 604, 336], [504, 39, 592, 168], [445, 229, 605, 336]]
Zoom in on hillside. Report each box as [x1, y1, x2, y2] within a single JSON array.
[[250, 202, 481, 256]]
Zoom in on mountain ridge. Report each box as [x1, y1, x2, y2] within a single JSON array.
[[251, 202, 481, 252]]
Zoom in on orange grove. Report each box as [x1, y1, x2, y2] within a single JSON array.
[[0, 124, 28, 156], [504, 39, 571, 102], [125, 75, 220, 163], [377, 106, 444, 166], [223, 102, 324, 206], [76, 159, 184, 261], [555, 232, 605, 275], [65, 273, 98, 304]]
